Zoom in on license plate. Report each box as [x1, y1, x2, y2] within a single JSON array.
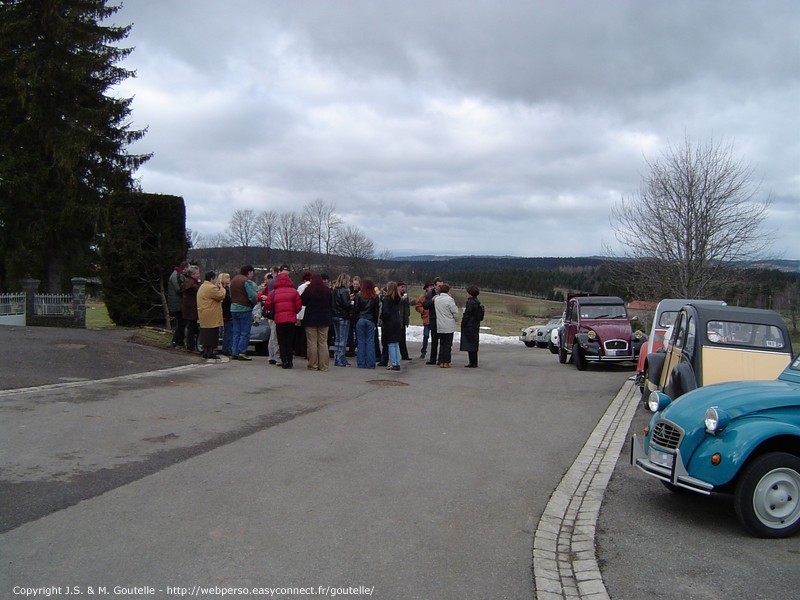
[[650, 449, 674, 469]]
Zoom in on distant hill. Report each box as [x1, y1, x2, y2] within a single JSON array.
[[389, 255, 607, 272]]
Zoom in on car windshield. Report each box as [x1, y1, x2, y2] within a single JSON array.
[[706, 320, 786, 349], [580, 305, 627, 319]]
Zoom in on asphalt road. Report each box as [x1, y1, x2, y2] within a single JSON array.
[[3, 327, 799, 599], [0, 328, 627, 599]]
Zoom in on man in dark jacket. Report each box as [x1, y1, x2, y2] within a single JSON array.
[[397, 281, 412, 360], [422, 278, 443, 365], [168, 261, 188, 348]]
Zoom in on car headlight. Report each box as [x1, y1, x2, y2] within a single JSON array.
[[587, 331, 597, 341], [633, 330, 643, 340], [704, 407, 730, 434], [647, 391, 672, 413]]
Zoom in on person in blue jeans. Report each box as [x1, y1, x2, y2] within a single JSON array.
[[229, 265, 258, 361], [331, 273, 353, 366], [353, 278, 379, 368], [415, 281, 433, 359]]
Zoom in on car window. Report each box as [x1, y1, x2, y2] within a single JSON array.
[[706, 320, 787, 349], [579, 304, 627, 319], [684, 316, 697, 362], [658, 310, 678, 328], [672, 312, 688, 350]]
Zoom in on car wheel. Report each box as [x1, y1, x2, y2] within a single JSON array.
[[253, 342, 267, 356], [573, 343, 587, 370], [558, 342, 568, 364], [734, 452, 800, 538], [548, 341, 558, 355], [524, 341, 536, 348]]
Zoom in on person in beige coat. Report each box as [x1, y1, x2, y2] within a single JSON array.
[[197, 271, 226, 359]]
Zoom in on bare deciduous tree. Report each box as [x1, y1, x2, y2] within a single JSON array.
[[775, 280, 800, 334], [302, 199, 343, 268], [227, 209, 258, 261], [337, 225, 375, 272], [276, 211, 301, 263], [255, 210, 278, 263], [610, 138, 772, 299]]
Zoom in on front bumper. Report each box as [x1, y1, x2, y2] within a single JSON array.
[[630, 434, 714, 495]]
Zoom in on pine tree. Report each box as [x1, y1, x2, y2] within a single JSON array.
[[0, 0, 151, 291]]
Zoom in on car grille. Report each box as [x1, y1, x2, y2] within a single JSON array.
[[604, 339, 628, 350], [651, 420, 684, 450]]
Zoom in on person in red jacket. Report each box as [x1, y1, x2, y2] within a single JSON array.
[[263, 271, 302, 369]]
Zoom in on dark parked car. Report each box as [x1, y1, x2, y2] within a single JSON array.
[[557, 295, 646, 370], [220, 305, 270, 355]]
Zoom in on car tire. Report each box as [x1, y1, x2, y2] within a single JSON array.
[[558, 343, 568, 364], [253, 342, 268, 356], [548, 341, 558, 355], [524, 341, 536, 348], [734, 452, 800, 538], [573, 343, 587, 371]]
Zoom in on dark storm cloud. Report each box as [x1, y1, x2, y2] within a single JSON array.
[[113, 0, 800, 257]]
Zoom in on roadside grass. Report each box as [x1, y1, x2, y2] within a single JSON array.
[[87, 300, 174, 349], [130, 326, 173, 349], [407, 286, 562, 338], [85, 300, 115, 329]]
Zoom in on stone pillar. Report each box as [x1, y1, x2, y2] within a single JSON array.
[[71, 277, 88, 328], [21, 278, 40, 322]]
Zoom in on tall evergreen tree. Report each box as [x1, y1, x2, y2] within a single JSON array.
[[0, 0, 150, 291]]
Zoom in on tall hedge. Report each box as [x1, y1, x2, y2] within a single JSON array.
[[101, 192, 186, 326]]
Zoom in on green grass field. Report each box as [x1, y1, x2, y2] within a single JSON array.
[[87, 295, 800, 351], [406, 286, 562, 337]]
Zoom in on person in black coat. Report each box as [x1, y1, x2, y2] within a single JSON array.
[[422, 277, 443, 364], [380, 281, 404, 370], [460, 285, 484, 368]]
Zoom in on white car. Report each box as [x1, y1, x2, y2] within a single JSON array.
[[520, 317, 562, 348], [548, 325, 560, 354]]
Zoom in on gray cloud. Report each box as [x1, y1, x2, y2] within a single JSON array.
[[113, 0, 800, 258]]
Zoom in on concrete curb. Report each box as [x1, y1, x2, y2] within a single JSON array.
[[533, 379, 638, 599]]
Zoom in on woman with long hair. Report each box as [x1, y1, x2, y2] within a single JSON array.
[[380, 281, 403, 371], [331, 273, 353, 367], [301, 274, 333, 371], [353, 278, 379, 368]]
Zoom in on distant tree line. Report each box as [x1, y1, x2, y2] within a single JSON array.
[[192, 199, 376, 275]]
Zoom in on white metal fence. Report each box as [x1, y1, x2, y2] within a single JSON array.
[[0, 292, 26, 326], [34, 293, 74, 316]]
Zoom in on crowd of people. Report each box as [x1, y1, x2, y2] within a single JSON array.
[[167, 263, 485, 370]]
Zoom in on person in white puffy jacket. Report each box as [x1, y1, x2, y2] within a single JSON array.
[[433, 284, 458, 368]]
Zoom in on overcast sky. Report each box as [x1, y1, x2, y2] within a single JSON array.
[[111, 1, 800, 259]]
